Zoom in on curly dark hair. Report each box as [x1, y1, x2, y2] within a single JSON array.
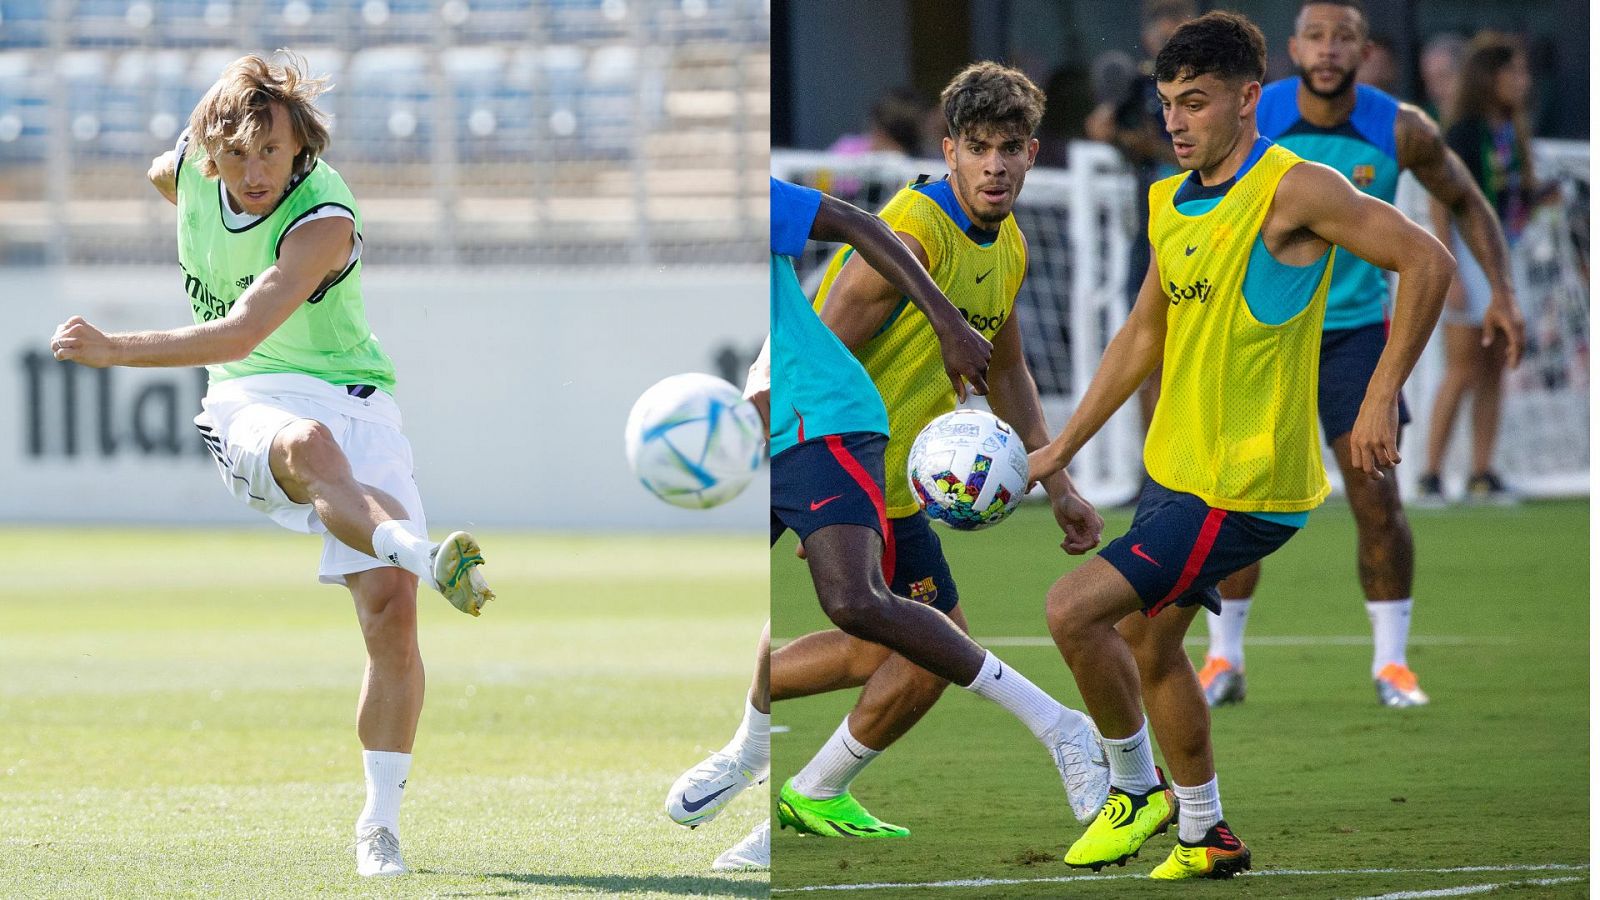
[[940, 61, 1047, 140], [1154, 11, 1267, 85]]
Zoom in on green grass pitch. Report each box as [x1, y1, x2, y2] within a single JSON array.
[[771, 499, 1589, 898], [0, 528, 769, 898]]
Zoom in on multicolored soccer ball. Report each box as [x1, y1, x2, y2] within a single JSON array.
[[907, 408, 1029, 530], [624, 373, 765, 509]]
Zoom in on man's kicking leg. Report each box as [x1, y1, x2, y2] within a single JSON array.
[[269, 418, 493, 616]]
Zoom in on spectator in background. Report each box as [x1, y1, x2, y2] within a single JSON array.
[[1419, 33, 1467, 123], [1358, 34, 1401, 94], [828, 87, 929, 158], [1420, 32, 1552, 505], [1083, 0, 1195, 485]]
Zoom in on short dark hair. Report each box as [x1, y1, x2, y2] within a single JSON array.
[[1154, 11, 1268, 85], [941, 61, 1047, 140], [1296, 0, 1369, 37]]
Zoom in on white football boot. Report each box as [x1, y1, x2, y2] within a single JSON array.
[[355, 825, 408, 877], [431, 531, 494, 616], [712, 820, 770, 871], [1046, 706, 1112, 825], [666, 749, 768, 828]]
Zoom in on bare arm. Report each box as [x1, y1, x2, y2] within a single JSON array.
[[810, 194, 991, 397], [1276, 162, 1454, 477], [987, 312, 1102, 553], [743, 337, 771, 433], [1029, 253, 1167, 481], [51, 217, 355, 368], [148, 149, 179, 206], [1397, 104, 1523, 364]]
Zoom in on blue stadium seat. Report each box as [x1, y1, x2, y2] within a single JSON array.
[[0, 0, 49, 49]]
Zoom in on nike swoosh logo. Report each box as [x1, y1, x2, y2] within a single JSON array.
[[976, 268, 994, 284], [1185, 245, 1197, 256], [680, 784, 735, 813], [1130, 544, 1161, 567], [810, 495, 843, 511]]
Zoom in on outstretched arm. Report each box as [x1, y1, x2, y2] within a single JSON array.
[[986, 312, 1102, 553], [1397, 104, 1523, 365], [1028, 253, 1167, 482], [51, 217, 355, 368], [810, 194, 991, 398], [1277, 162, 1454, 478]]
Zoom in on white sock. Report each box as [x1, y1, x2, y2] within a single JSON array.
[[1103, 722, 1160, 794], [1174, 776, 1222, 843], [722, 700, 770, 776], [356, 750, 411, 837], [963, 651, 1063, 741], [371, 520, 433, 582], [1207, 598, 1252, 670], [1366, 598, 1413, 677], [790, 716, 879, 800]]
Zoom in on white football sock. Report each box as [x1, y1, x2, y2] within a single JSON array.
[[1103, 722, 1160, 795], [356, 750, 411, 837], [1366, 598, 1413, 677], [371, 520, 433, 582], [963, 651, 1063, 741], [1174, 776, 1222, 843], [1207, 598, 1252, 670], [722, 700, 770, 775], [790, 716, 879, 800]]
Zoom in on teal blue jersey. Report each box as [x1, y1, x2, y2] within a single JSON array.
[[1258, 79, 1401, 331], [769, 179, 888, 456]]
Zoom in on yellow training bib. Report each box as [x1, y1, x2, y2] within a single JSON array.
[[1144, 142, 1334, 513], [815, 177, 1026, 517]]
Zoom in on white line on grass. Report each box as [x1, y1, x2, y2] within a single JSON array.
[[981, 635, 1510, 648], [770, 863, 1588, 894], [1352, 875, 1589, 898], [770, 634, 1507, 650]]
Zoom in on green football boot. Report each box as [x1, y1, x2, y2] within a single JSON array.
[[1064, 769, 1176, 870], [775, 779, 910, 838]]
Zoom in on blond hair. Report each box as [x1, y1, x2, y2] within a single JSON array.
[[187, 51, 331, 178]]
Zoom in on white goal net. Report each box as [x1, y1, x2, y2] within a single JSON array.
[[773, 140, 1589, 504]]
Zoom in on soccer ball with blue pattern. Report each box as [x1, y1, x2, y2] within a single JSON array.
[[907, 409, 1028, 530], [625, 373, 765, 509]]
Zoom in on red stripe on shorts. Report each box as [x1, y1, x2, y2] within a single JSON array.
[[1147, 507, 1228, 617], [825, 434, 895, 581]]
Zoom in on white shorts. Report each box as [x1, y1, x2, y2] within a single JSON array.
[[194, 373, 427, 586], [1445, 227, 1493, 327]]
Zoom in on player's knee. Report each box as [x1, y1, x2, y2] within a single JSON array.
[[275, 419, 341, 477], [1045, 585, 1090, 646], [819, 591, 893, 643], [354, 578, 420, 650]]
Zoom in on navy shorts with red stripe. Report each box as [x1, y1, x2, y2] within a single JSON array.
[[1101, 479, 1300, 617], [771, 432, 894, 575]]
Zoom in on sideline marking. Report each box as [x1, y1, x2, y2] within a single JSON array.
[[1354, 875, 1588, 898], [771, 863, 1588, 894]]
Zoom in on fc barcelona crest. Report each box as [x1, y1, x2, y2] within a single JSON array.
[[1351, 164, 1376, 188]]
